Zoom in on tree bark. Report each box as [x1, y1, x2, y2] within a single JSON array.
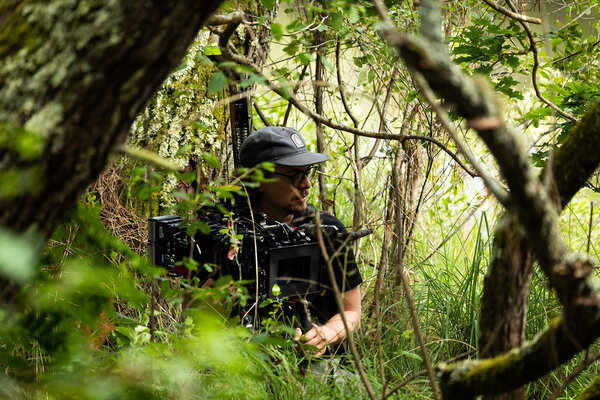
[[0, 1, 223, 304]]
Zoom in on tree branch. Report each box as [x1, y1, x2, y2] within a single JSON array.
[[207, 12, 244, 26], [482, 0, 541, 24], [253, 102, 271, 126]]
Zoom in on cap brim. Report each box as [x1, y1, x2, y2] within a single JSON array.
[[272, 152, 329, 166]]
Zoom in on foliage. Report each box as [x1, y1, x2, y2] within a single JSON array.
[[2, 0, 600, 398]]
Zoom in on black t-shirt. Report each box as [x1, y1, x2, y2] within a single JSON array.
[[291, 205, 363, 326]]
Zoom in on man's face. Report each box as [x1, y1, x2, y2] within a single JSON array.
[[256, 164, 314, 222]]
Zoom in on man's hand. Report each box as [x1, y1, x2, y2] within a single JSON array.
[[293, 286, 361, 356], [294, 324, 337, 356]]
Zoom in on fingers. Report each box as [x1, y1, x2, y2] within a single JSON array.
[[294, 327, 302, 342], [300, 324, 328, 355]]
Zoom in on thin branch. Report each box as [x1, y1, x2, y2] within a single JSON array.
[[283, 64, 309, 126], [253, 102, 271, 126], [482, 0, 541, 24], [403, 134, 478, 178], [335, 39, 359, 128], [555, 5, 597, 32], [384, 349, 477, 399], [552, 39, 600, 64]]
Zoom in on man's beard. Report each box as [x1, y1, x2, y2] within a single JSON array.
[[289, 189, 309, 215]]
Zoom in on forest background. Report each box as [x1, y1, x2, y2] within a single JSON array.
[[1, 0, 600, 399]]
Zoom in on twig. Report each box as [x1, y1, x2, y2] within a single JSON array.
[[482, 0, 541, 24], [206, 12, 244, 26], [403, 134, 478, 178], [283, 64, 309, 126], [552, 39, 600, 64], [384, 349, 477, 399], [313, 214, 377, 400], [396, 252, 441, 400]]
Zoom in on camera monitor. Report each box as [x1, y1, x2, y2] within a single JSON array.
[[268, 243, 322, 299]]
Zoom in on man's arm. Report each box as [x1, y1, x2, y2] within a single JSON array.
[[296, 286, 361, 356]]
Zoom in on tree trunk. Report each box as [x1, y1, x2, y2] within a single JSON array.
[[0, 0, 223, 302], [479, 215, 532, 400]]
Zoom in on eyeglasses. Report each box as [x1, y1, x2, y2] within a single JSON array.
[[272, 166, 318, 187]]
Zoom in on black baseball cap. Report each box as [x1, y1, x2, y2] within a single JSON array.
[[239, 126, 329, 167]]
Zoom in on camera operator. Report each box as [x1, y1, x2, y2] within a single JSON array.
[[239, 126, 362, 357]]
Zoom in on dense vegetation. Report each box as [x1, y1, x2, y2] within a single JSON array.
[[2, 0, 600, 398]]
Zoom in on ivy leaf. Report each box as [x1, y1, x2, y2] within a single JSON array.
[[208, 71, 227, 93]]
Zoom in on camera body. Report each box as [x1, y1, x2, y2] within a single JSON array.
[[147, 208, 340, 304]]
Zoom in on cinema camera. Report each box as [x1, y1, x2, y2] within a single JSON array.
[[148, 207, 371, 330]]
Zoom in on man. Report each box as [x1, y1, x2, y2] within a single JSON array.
[[239, 126, 362, 356]]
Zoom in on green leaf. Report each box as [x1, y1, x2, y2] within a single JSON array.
[[204, 46, 221, 55], [261, 0, 276, 11], [320, 54, 334, 74], [271, 283, 281, 297], [271, 23, 283, 41], [407, 90, 418, 103], [208, 71, 227, 93], [368, 68, 376, 83], [330, 12, 343, 32], [357, 70, 367, 86], [297, 53, 312, 66], [175, 145, 192, 157]]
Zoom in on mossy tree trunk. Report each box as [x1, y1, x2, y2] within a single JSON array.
[[0, 0, 223, 301]]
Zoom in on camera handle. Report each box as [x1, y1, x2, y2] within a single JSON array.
[[282, 299, 313, 332]]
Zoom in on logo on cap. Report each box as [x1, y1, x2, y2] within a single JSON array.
[[290, 133, 304, 148]]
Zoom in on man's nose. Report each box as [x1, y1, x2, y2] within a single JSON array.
[[297, 174, 312, 189]]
